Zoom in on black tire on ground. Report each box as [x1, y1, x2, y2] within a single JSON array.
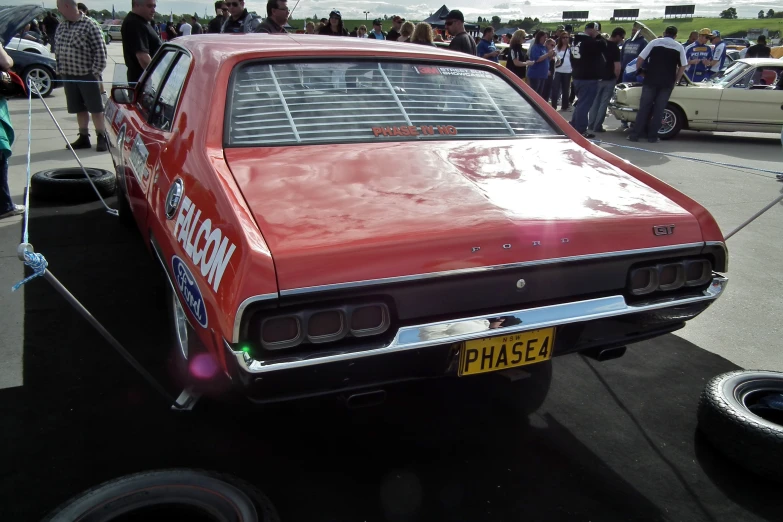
[[658, 104, 685, 140], [31, 168, 116, 203], [22, 64, 54, 97], [115, 166, 135, 227], [42, 469, 281, 522], [697, 370, 783, 480]]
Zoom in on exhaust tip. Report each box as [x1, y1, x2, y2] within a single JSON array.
[[582, 346, 627, 362], [343, 389, 387, 409]]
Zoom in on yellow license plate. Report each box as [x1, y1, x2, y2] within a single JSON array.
[[459, 328, 555, 376]]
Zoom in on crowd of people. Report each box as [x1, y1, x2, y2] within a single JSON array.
[[2, 0, 777, 220]]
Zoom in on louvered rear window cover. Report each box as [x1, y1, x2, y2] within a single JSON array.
[[226, 61, 557, 146]]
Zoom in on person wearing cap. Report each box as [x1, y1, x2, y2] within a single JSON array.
[[258, 0, 288, 34], [369, 19, 386, 40], [746, 35, 771, 58], [442, 10, 476, 56], [477, 27, 500, 62], [569, 22, 606, 136], [319, 10, 349, 36], [388, 16, 404, 42], [707, 30, 727, 76], [629, 25, 687, 143], [684, 28, 713, 82]]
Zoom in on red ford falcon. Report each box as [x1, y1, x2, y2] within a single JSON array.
[[104, 35, 727, 409]]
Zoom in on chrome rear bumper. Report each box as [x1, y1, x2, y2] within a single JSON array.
[[227, 276, 727, 374]]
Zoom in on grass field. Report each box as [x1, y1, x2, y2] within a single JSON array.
[[291, 17, 783, 40]]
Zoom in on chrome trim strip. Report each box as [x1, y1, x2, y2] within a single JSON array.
[[232, 293, 279, 343], [279, 243, 705, 297], [229, 275, 727, 374]]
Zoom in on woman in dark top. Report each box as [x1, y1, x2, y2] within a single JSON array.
[[506, 30, 532, 81], [319, 10, 349, 36], [411, 23, 436, 46]]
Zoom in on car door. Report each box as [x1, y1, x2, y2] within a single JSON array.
[[717, 65, 783, 132], [118, 49, 181, 230]]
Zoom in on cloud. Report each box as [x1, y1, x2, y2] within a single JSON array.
[[494, 3, 510, 8]]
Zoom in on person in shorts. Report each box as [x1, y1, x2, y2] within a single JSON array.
[[55, 0, 108, 151]]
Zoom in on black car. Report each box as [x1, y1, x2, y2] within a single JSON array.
[[1, 4, 60, 97], [6, 47, 59, 97]]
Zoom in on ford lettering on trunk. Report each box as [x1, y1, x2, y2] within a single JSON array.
[[172, 255, 208, 328]]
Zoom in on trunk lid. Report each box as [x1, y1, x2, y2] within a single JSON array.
[[225, 139, 703, 291]]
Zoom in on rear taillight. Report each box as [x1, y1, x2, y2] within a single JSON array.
[[629, 259, 712, 296], [261, 316, 302, 350], [257, 303, 390, 350]]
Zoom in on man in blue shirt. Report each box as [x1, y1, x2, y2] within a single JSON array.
[[621, 22, 648, 74], [684, 28, 713, 82], [369, 19, 385, 39], [477, 27, 500, 62]]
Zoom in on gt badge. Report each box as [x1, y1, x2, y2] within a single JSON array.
[[653, 225, 675, 236]]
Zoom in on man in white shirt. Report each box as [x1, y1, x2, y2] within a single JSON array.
[[707, 30, 727, 78], [180, 20, 192, 36]]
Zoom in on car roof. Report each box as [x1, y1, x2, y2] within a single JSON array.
[[738, 58, 783, 66], [171, 34, 485, 62]]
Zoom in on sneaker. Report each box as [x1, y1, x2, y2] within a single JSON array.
[[582, 131, 596, 138], [562, 106, 572, 111], [68, 133, 91, 150], [627, 135, 639, 142], [0, 204, 24, 219], [594, 127, 606, 133], [648, 137, 660, 143], [96, 132, 109, 152]]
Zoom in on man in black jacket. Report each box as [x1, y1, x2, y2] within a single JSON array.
[[443, 10, 476, 56], [208, 1, 227, 33], [569, 22, 605, 136]]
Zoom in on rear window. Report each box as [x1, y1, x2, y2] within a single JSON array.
[[226, 60, 557, 146]]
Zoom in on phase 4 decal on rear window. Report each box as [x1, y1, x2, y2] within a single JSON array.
[[372, 125, 458, 137], [413, 66, 493, 78], [173, 196, 236, 293]]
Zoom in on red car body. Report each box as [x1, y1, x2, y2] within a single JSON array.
[[105, 35, 727, 404]]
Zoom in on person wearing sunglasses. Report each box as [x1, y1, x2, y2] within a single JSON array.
[[258, 0, 288, 33], [221, 0, 261, 33], [442, 10, 476, 56], [208, 1, 228, 33]]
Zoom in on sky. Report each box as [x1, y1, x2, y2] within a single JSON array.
[[41, 0, 783, 22]]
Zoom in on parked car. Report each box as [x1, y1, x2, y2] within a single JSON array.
[[101, 24, 122, 42], [610, 58, 783, 139], [6, 47, 59, 97], [5, 36, 52, 57], [722, 37, 749, 51], [104, 36, 728, 407]]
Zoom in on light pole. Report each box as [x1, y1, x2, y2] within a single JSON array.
[[363, 10, 370, 20]]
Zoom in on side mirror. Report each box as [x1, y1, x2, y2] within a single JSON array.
[[111, 85, 136, 105], [748, 79, 754, 87]]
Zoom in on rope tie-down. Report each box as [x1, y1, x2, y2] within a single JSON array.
[[11, 79, 195, 410]]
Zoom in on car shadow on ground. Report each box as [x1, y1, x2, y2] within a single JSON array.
[[1, 197, 780, 521]]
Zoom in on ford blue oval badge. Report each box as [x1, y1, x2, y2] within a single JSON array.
[[172, 255, 208, 328]]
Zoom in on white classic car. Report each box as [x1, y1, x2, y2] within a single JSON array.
[[5, 36, 52, 58], [610, 58, 783, 139]]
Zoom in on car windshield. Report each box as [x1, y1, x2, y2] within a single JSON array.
[[708, 61, 751, 85], [226, 60, 558, 146]]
